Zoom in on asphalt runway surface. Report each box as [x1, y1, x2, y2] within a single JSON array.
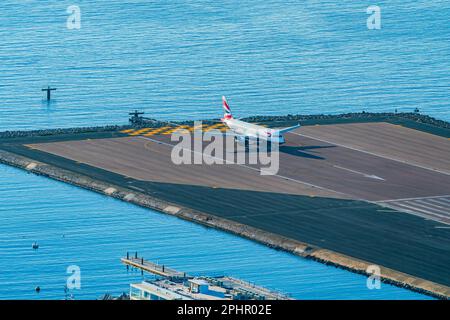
[[279, 131, 450, 202], [6, 122, 449, 286], [29, 124, 450, 197], [298, 122, 450, 175], [27, 136, 342, 199], [28, 122, 450, 223]]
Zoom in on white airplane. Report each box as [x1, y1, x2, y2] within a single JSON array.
[[220, 96, 300, 146]]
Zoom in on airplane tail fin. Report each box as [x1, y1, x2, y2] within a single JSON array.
[[222, 96, 233, 120]]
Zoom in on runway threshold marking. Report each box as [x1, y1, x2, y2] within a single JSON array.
[[332, 165, 385, 181], [377, 203, 446, 222], [137, 135, 350, 199], [376, 195, 450, 203], [416, 199, 448, 210], [289, 132, 450, 176], [376, 195, 450, 225]]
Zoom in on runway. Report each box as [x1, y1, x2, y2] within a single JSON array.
[[279, 131, 450, 201], [3, 121, 449, 289], [27, 122, 450, 223], [26, 135, 343, 199]]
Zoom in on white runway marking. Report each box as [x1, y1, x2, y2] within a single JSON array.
[[137, 135, 449, 224], [378, 195, 450, 203], [376, 195, 450, 225], [289, 131, 450, 176], [137, 136, 350, 198], [332, 165, 385, 181]]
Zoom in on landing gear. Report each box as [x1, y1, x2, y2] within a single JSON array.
[[245, 137, 250, 151], [255, 138, 273, 152], [234, 136, 250, 152], [233, 136, 274, 153]]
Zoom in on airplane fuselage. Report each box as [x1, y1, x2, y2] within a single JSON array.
[[221, 118, 286, 144]]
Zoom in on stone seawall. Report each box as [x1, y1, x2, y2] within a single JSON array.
[[1, 112, 448, 139], [242, 112, 450, 129], [0, 149, 448, 299], [0, 125, 131, 139]]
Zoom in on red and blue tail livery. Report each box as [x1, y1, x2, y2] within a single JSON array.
[[222, 96, 233, 119]]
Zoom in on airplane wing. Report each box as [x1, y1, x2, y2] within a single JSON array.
[[274, 123, 301, 134]]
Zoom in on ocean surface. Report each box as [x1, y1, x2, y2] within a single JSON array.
[[0, 1, 449, 131], [0, 0, 448, 299]]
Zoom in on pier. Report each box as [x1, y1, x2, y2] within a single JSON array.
[[121, 253, 187, 279]]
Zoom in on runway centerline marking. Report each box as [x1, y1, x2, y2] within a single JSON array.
[[137, 135, 350, 199], [289, 131, 450, 176], [332, 165, 385, 181]]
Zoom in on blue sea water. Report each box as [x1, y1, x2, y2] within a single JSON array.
[[0, 1, 449, 131], [0, 1, 447, 299]]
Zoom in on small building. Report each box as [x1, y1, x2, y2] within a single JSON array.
[[188, 279, 226, 299], [123, 255, 291, 300], [129, 276, 290, 300], [130, 281, 193, 300]]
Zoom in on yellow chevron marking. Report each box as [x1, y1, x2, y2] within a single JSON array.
[[142, 126, 172, 136], [124, 124, 231, 136], [203, 123, 226, 132], [121, 129, 136, 134], [193, 123, 208, 129], [161, 127, 186, 135], [162, 125, 192, 135], [173, 125, 191, 131], [129, 128, 154, 136], [183, 123, 208, 132]]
